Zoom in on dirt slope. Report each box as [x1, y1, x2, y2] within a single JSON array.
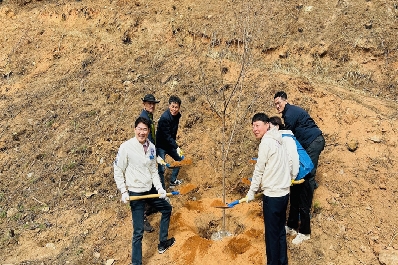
[[1, 0, 398, 264]]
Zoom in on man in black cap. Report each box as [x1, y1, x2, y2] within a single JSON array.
[[140, 94, 160, 145], [139, 94, 160, 233]]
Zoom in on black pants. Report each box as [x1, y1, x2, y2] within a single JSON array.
[[306, 134, 325, 186], [144, 186, 159, 216], [286, 181, 312, 234], [288, 134, 325, 234], [263, 194, 289, 265]]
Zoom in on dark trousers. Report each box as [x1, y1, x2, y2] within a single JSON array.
[[144, 186, 159, 217], [263, 194, 289, 265], [157, 147, 182, 188], [289, 134, 324, 235], [286, 182, 311, 234], [305, 134, 325, 186], [129, 191, 172, 265]]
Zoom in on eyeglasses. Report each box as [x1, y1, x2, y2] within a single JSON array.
[[136, 127, 148, 132], [274, 99, 285, 107]]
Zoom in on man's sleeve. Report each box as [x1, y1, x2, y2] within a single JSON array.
[[283, 111, 296, 131], [114, 145, 128, 194], [158, 117, 178, 149], [287, 138, 299, 179], [249, 140, 269, 192]]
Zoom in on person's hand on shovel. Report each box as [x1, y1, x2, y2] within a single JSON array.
[[157, 187, 167, 199], [176, 147, 184, 159], [246, 190, 255, 203], [157, 156, 170, 168], [121, 191, 130, 203]]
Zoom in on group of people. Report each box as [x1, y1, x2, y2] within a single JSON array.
[[113, 91, 325, 265], [246, 91, 325, 265], [113, 94, 184, 265]]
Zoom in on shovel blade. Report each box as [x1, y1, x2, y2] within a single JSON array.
[[169, 157, 193, 168]]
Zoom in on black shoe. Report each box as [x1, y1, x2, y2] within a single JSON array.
[[158, 237, 175, 254], [144, 218, 154, 233]]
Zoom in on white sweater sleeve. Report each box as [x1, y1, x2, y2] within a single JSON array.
[[113, 145, 128, 194], [249, 140, 270, 193], [286, 138, 299, 179]]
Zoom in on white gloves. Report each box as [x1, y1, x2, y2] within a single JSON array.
[[157, 156, 170, 167], [246, 191, 255, 203], [176, 147, 184, 158], [157, 187, 167, 199], [121, 192, 129, 203]]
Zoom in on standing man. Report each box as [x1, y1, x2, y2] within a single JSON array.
[[246, 113, 291, 265], [114, 117, 175, 265], [156, 95, 183, 188], [274, 91, 325, 244], [140, 94, 160, 145], [139, 94, 160, 233]]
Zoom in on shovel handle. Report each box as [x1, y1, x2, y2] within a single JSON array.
[[129, 191, 179, 201], [227, 193, 263, 208]]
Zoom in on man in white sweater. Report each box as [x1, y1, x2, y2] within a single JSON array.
[[246, 113, 291, 265], [114, 117, 175, 265]]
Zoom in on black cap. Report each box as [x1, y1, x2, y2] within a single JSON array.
[[142, 94, 160, 103]]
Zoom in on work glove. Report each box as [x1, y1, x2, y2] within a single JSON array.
[[156, 156, 170, 167], [176, 147, 184, 159], [121, 192, 129, 203], [157, 187, 167, 199], [246, 190, 255, 203]]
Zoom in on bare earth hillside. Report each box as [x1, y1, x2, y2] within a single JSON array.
[[1, 0, 398, 264]]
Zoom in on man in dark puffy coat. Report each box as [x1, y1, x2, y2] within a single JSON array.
[[139, 94, 160, 144], [138, 94, 160, 233], [156, 95, 183, 188], [274, 91, 325, 245]]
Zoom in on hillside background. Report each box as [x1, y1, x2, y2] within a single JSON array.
[[1, 0, 398, 264]]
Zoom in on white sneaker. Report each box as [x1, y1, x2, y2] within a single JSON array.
[[292, 233, 310, 245], [170, 179, 182, 186], [285, 226, 298, 236]]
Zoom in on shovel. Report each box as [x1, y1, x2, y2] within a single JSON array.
[[241, 177, 305, 185], [168, 157, 193, 168], [129, 183, 197, 201], [215, 193, 263, 209], [129, 191, 180, 201]]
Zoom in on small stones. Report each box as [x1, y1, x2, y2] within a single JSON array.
[[370, 136, 382, 143], [346, 139, 358, 152], [105, 259, 115, 265]]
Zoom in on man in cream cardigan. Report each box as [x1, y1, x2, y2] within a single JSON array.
[[114, 117, 175, 265], [246, 113, 291, 265]]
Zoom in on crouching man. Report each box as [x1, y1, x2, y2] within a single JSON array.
[[114, 117, 175, 265]]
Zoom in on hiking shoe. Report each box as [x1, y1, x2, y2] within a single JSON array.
[[292, 233, 310, 245], [144, 217, 154, 233], [158, 237, 175, 254], [170, 179, 182, 186], [285, 226, 297, 236]]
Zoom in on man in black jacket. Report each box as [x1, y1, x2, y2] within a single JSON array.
[[139, 94, 160, 233], [140, 94, 160, 144], [156, 95, 183, 188], [274, 91, 325, 245]]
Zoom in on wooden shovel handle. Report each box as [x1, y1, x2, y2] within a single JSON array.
[[129, 191, 179, 201]]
